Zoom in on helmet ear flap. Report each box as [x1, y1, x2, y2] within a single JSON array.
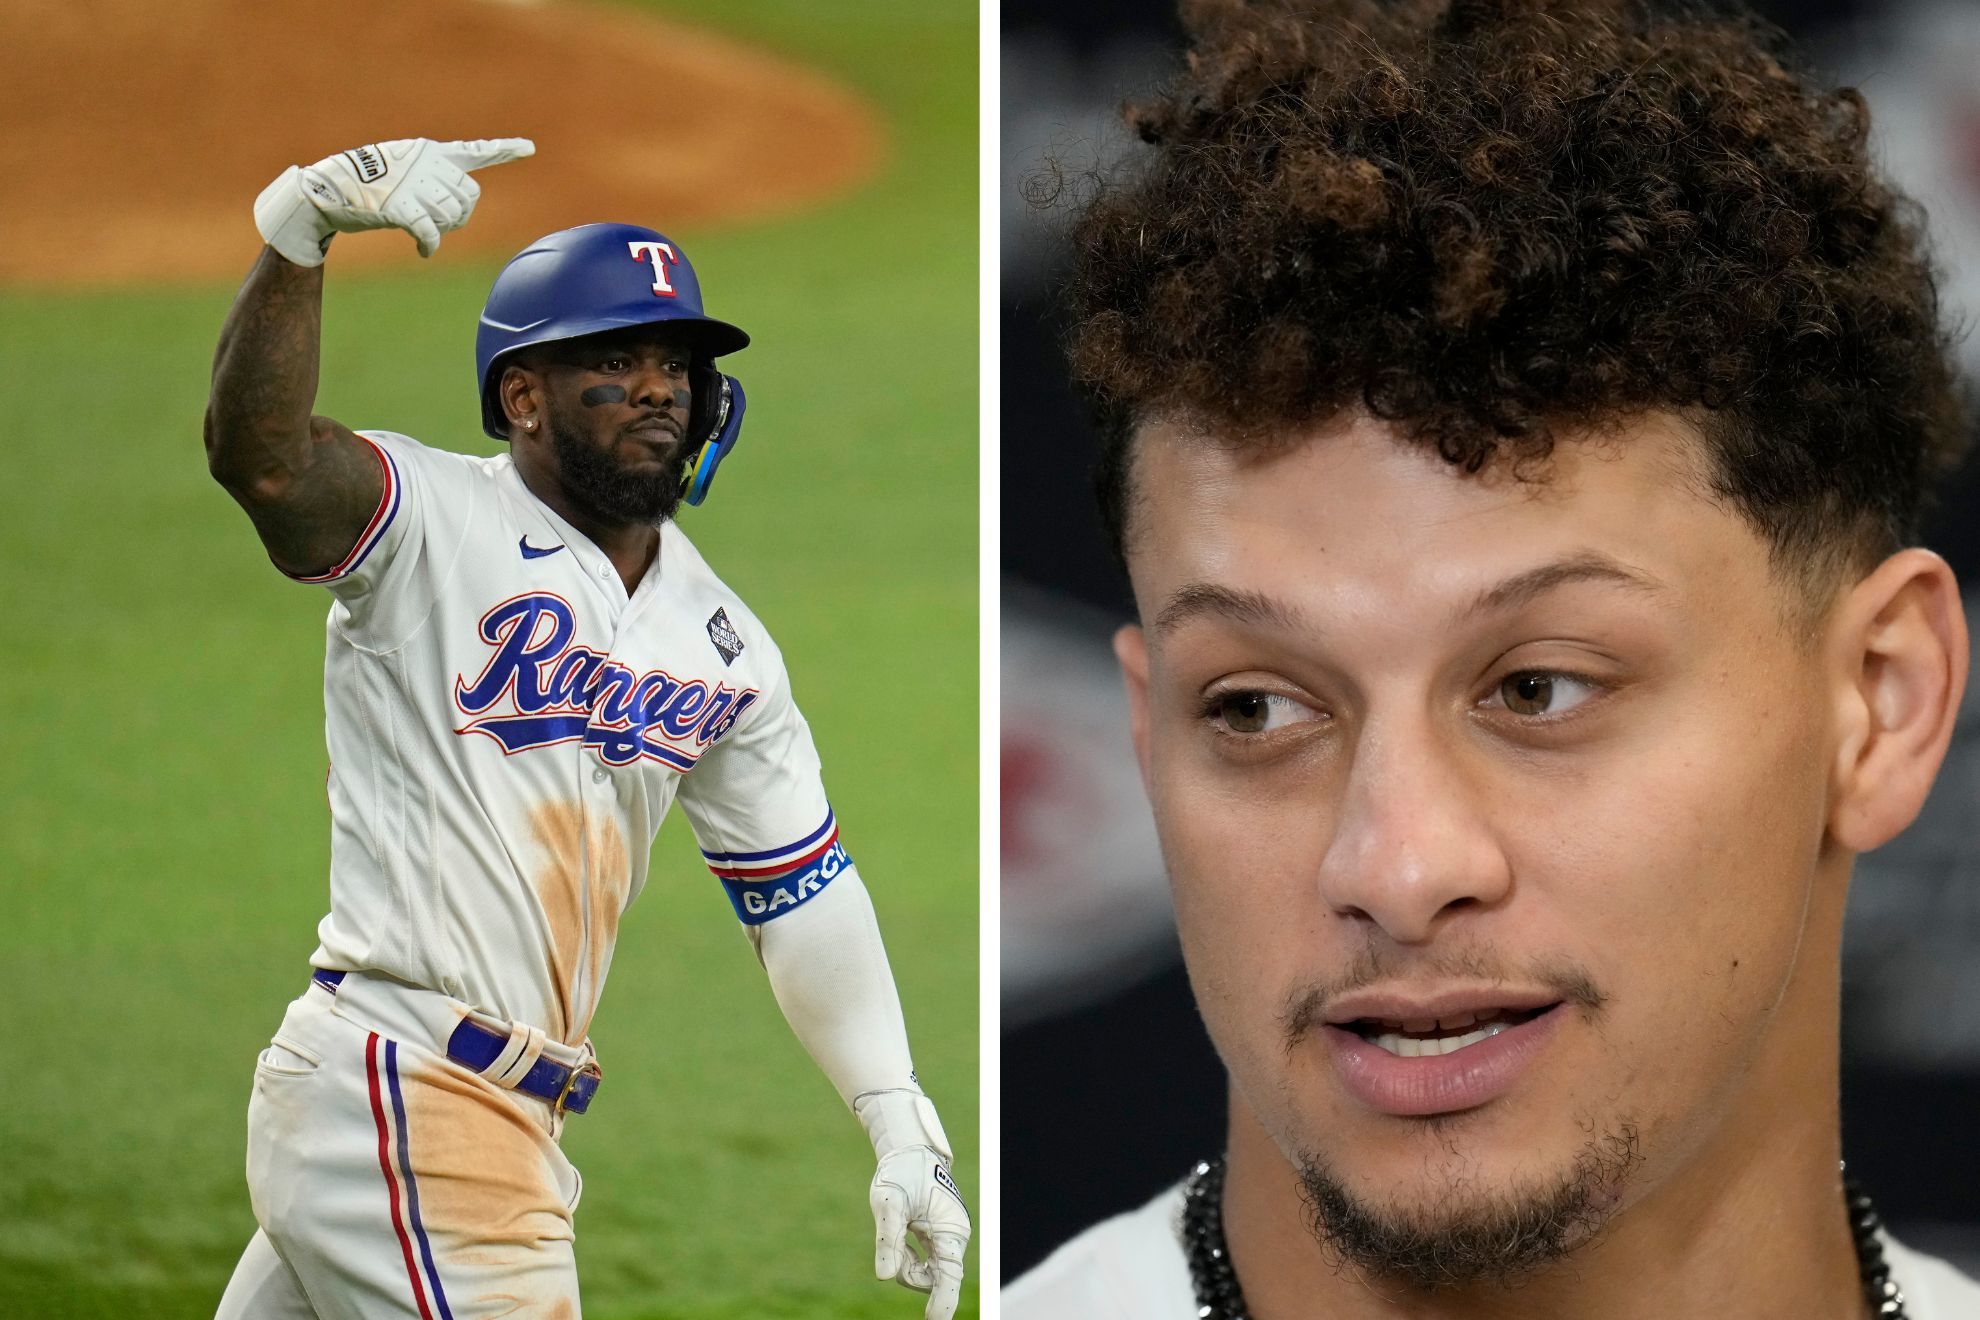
[[682, 373, 746, 507], [686, 358, 724, 446]]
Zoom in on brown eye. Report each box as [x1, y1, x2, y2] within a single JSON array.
[[1205, 691, 1319, 736], [1218, 692, 1271, 733], [1491, 671, 1600, 719], [1502, 673, 1554, 716]]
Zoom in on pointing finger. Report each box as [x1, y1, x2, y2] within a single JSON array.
[[441, 137, 536, 171]]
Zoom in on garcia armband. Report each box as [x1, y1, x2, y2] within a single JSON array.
[[704, 809, 850, 924]]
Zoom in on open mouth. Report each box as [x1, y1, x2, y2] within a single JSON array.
[[1343, 1004, 1557, 1058]]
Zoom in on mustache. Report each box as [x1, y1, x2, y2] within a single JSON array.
[[1280, 944, 1608, 1053], [624, 410, 683, 438]]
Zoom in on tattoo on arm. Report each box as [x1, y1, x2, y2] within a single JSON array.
[[204, 248, 384, 577]]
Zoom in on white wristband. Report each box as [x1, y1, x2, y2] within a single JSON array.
[[855, 1088, 952, 1162]]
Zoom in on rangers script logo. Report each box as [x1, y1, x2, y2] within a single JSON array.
[[453, 593, 757, 770]]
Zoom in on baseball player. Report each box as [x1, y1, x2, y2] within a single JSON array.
[[204, 136, 969, 1319]]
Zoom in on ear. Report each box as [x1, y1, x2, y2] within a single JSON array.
[[499, 363, 542, 434], [1827, 548, 1968, 852], [1113, 624, 1154, 787]]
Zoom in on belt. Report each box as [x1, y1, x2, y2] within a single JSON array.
[[312, 969, 603, 1115]]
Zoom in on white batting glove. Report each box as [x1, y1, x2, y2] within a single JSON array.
[[253, 137, 534, 266], [857, 1089, 969, 1320]]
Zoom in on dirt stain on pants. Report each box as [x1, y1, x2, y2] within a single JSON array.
[[401, 1049, 584, 1312]]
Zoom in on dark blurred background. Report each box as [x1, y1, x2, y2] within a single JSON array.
[[1001, 0, 1980, 1283]]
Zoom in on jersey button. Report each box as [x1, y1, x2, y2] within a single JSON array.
[[592, 768, 609, 784]]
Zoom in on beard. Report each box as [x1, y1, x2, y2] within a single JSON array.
[[547, 412, 691, 526], [1295, 1118, 1643, 1292]]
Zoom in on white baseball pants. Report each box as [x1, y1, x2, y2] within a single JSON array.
[[214, 981, 586, 1318]]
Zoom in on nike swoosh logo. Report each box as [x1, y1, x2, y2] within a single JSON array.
[[519, 537, 564, 560]]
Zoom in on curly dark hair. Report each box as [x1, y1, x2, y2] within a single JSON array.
[[1069, 0, 1967, 599]]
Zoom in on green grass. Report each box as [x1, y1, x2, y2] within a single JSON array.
[[0, 1, 977, 1316]]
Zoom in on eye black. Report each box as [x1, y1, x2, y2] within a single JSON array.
[[1502, 673, 1553, 716]]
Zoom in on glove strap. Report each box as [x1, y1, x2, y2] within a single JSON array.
[[254, 165, 336, 268], [855, 1088, 952, 1162]]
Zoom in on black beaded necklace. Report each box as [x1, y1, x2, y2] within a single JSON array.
[[1180, 1156, 1909, 1319]]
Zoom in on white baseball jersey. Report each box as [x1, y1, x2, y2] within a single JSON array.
[[294, 428, 850, 1046]]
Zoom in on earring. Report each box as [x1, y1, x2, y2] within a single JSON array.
[[524, 418, 537, 431]]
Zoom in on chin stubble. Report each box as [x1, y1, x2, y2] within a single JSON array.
[[1295, 1118, 1643, 1292]]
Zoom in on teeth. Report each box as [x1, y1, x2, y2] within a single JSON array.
[[1368, 1022, 1512, 1057], [1369, 1008, 1508, 1033]]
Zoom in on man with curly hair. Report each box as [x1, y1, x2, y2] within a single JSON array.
[[1005, 0, 1980, 1316]]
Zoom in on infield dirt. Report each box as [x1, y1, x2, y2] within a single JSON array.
[[0, 0, 884, 286]]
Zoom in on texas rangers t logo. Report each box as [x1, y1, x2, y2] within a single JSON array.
[[627, 240, 679, 297], [452, 593, 757, 769]]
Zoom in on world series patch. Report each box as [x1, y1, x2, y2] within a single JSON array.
[[707, 608, 744, 666]]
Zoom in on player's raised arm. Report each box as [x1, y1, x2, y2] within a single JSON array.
[[204, 250, 381, 577], [203, 137, 532, 577]]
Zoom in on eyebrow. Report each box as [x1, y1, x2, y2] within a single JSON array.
[[1149, 551, 1668, 639], [1151, 583, 1306, 638], [1459, 551, 1669, 621]]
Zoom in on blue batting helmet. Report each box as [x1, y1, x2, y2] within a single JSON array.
[[475, 223, 752, 503]]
